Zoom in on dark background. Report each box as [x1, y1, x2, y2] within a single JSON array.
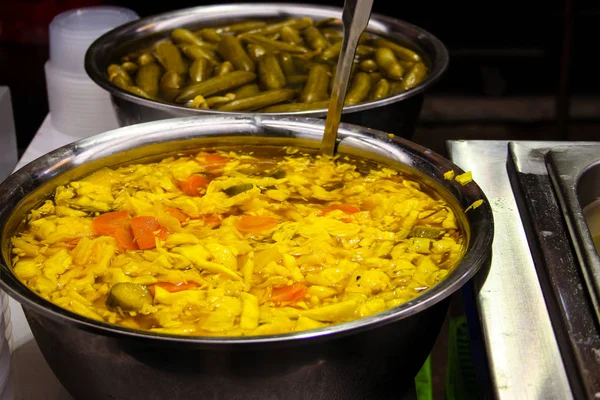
[[0, 0, 595, 152]]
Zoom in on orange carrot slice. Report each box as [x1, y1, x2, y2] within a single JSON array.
[[165, 208, 189, 223], [149, 281, 200, 297], [91, 211, 139, 251], [200, 214, 221, 227], [91, 211, 130, 236], [234, 215, 278, 233], [270, 283, 307, 304], [113, 227, 138, 251], [203, 154, 229, 165], [180, 175, 211, 197], [196, 153, 230, 171], [130, 216, 167, 250], [319, 204, 360, 216]]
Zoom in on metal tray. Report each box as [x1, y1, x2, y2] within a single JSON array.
[[508, 142, 600, 399], [545, 145, 600, 325]]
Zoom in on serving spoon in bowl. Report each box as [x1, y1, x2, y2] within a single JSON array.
[[319, 0, 374, 157]]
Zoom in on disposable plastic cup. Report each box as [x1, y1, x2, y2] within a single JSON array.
[[49, 6, 138, 74], [45, 61, 119, 136]]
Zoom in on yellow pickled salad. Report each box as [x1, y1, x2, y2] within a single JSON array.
[[10, 147, 465, 336]]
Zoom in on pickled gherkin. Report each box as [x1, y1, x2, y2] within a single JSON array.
[[258, 54, 287, 90], [136, 63, 162, 97], [189, 58, 213, 83], [106, 283, 153, 312], [108, 16, 429, 110]]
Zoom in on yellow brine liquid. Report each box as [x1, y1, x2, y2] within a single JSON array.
[[9, 146, 465, 336]]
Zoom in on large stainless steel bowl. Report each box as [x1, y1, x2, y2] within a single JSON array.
[[0, 116, 491, 400], [85, 3, 449, 137]]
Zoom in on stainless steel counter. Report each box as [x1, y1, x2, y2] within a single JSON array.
[[448, 140, 573, 400]]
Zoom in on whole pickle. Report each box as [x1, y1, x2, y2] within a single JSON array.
[[302, 26, 329, 51], [242, 34, 308, 54], [199, 28, 222, 43], [359, 59, 378, 73], [400, 62, 428, 90], [247, 44, 268, 62], [138, 53, 157, 66], [154, 41, 187, 75], [108, 64, 133, 86], [218, 35, 255, 72], [136, 63, 163, 97], [107, 16, 428, 109], [238, 18, 312, 37], [175, 71, 257, 103], [286, 74, 309, 85], [320, 28, 343, 42], [375, 47, 404, 80], [206, 93, 236, 107], [214, 20, 266, 34], [373, 38, 421, 62], [106, 283, 152, 312], [370, 78, 390, 100], [280, 26, 303, 45], [233, 83, 261, 99], [121, 61, 138, 74], [321, 42, 342, 61], [172, 28, 218, 51], [217, 89, 296, 111], [278, 52, 296, 76], [189, 58, 213, 82], [299, 64, 330, 103], [160, 71, 184, 101], [258, 54, 287, 90], [215, 61, 235, 76], [345, 72, 372, 105], [180, 44, 218, 64]]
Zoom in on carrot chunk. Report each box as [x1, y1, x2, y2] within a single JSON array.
[[271, 283, 307, 304], [319, 204, 360, 216], [180, 175, 211, 197], [92, 211, 130, 236], [131, 216, 167, 250], [165, 208, 189, 223], [234, 215, 278, 233], [149, 281, 200, 297]]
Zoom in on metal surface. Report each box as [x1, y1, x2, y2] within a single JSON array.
[[0, 116, 492, 399], [321, 0, 373, 156], [24, 300, 446, 400], [546, 145, 600, 325], [508, 142, 600, 399], [447, 140, 573, 400], [85, 3, 448, 136]]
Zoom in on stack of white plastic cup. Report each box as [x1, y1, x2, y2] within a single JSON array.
[[0, 291, 10, 397], [45, 6, 139, 137]]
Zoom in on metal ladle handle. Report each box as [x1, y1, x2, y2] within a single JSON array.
[[320, 0, 374, 157]]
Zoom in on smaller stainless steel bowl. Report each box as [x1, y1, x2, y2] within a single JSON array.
[[85, 3, 449, 136]]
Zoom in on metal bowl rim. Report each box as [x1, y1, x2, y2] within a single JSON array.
[[0, 115, 492, 345], [84, 2, 449, 117]]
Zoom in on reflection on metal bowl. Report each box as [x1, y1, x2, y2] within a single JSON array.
[[0, 116, 492, 400], [85, 3, 449, 137]]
